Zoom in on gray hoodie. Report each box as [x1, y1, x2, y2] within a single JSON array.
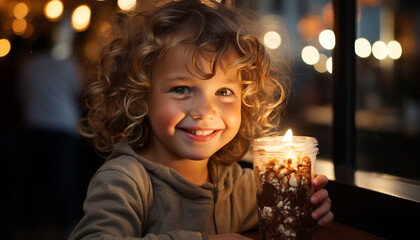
[[70, 142, 258, 239]]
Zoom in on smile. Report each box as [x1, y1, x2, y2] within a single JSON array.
[[184, 129, 215, 136], [179, 128, 219, 142]]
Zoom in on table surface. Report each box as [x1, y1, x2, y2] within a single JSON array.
[[242, 221, 385, 240]]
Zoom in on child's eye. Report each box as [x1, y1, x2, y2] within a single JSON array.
[[170, 86, 191, 95], [216, 88, 233, 96]]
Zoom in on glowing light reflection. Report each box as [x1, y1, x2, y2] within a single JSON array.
[[387, 40, 402, 60], [72, 5, 91, 32], [118, 0, 136, 11], [319, 29, 335, 50], [355, 38, 371, 58], [301, 46, 320, 65], [263, 31, 281, 49], [372, 41, 388, 60], [0, 39, 12, 57], [326, 57, 333, 73], [44, 0, 64, 21]]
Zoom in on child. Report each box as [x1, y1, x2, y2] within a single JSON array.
[[71, 0, 333, 239]]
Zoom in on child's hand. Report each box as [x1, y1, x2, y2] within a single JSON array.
[[311, 175, 334, 228], [207, 233, 253, 240]]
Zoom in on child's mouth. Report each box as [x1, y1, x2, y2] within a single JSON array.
[[183, 129, 216, 136]]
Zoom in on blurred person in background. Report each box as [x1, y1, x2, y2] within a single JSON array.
[[14, 14, 82, 240]]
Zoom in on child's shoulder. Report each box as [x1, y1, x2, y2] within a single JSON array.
[[93, 142, 152, 185], [101, 154, 146, 175], [86, 145, 154, 208]]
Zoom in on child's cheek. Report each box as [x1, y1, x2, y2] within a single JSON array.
[[222, 102, 242, 131], [154, 102, 185, 134]]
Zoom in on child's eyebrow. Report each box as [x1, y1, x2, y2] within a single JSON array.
[[224, 66, 242, 83], [160, 74, 241, 85], [225, 71, 242, 84], [162, 76, 192, 83], [226, 77, 241, 84]]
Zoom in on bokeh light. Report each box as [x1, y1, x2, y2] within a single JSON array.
[[301, 46, 320, 65], [314, 54, 329, 73], [118, 0, 136, 11], [319, 29, 335, 50], [263, 31, 282, 49], [0, 39, 12, 57], [372, 41, 388, 60], [44, 0, 64, 21], [12, 18, 27, 35], [326, 56, 333, 73], [72, 5, 91, 32], [387, 40, 402, 60], [355, 38, 371, 58], [13, 2, 29, 19]]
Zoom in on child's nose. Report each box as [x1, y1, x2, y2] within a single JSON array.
[[189, 95, 216, 120]]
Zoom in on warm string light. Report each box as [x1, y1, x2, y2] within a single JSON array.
[[7, 2, 31, 36], [355, 38, 371, 58], [1, 1, 404, 63], [12, 18, 27, 35], [300, 29, 403, 74], [301, 46, 319, 65], [326, 57, 333, 74], [0, 39, 11, 58], [118, 0, 137, 11], [319, 29, 335, 50], [356, 39, 402, 60], [263, 31, 282, 49], [387, 40, 402, 59], [72, 5, 91, 32], [299, 29, 334, 74], [44, 0, 64, 21], [13, 2, 29, 19]]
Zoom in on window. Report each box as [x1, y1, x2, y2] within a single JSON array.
[[355, 0, 420, 181], [256, 0, 420, 183], [254, 0, 420, 236]]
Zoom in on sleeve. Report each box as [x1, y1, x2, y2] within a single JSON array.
[[231, 166, 259, 233], [69, 167, 204, 240]]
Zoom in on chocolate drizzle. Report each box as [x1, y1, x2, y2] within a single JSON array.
[[255, 156, 314, 240]]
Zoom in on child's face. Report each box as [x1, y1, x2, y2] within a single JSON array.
[[146, 44, 242, 161]]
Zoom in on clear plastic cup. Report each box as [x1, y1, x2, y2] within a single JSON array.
[[251, 136, 318, 240]]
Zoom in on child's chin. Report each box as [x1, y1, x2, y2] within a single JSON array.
[[183, 152, 215, 161]]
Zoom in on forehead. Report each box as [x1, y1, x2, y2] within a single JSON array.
[[156, 41, 241, 80]]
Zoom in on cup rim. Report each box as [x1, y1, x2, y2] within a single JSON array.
[[251, 136, 318, 154]]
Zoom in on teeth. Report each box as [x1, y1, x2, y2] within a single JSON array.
[[186, 129, 215, 136]]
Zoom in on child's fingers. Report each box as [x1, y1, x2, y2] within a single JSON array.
[[313, 175, 328, 190], [311, 197, 331, 220], [310, 188, 329, 205], [316, 211, 334, 227]]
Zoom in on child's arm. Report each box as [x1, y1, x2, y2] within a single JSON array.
[[207, 233, 253, 240], [69, 159, 205, 240]]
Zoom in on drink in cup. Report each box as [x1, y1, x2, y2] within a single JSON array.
[[251, 130, 318, 240]]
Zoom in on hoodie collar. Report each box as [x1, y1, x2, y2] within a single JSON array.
[[108, 142, 229, 200]]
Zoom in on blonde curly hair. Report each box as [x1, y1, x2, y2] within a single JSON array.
[[80, 0, 291, 164]]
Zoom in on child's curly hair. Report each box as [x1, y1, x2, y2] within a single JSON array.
[[80, 0, 292, 164]]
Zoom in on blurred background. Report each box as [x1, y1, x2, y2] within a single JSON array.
[[0, 0, 419, 239]]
